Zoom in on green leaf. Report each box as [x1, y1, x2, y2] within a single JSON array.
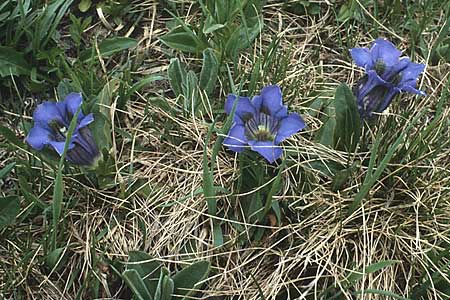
[[128, 251, 161, 296], [0, 196, 20, 229], [124, 75, 165, 102], [0, 47, 30, 77], [348, 111, 425, 215], [159, 26, 206, 54], [172, 261, 210, 300], [122, 269, 153, 300], [199, 48, 219, 96], [45, 247, 66, 272], [168, 58, 187, 97], [353, 289, 409, 300], [0, 163, 15, 179], [155, 268, 173, 300], [316, 116, 335, 146], [202, 121, 223, 247], [78, 0, 91, 12], [51, 106, 81, 249], [333, 83, 360, 152], [261, 160, 285, 222], [182, 71, 199, 113], [331, 167, 352, 192], [347, 260, 401, 286], [203, 23, 226, 34], [225, 20, 262, 58], [79, 37, 138, 61]]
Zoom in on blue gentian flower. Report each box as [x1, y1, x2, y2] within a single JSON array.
[[26, 93, 100, 166], [350, 38, 426, 118], [223, 85, 305, 163]]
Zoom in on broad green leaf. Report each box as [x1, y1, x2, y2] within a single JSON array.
[[93, 78, 119, 149], [347, 260, 401, 285], [199, 48, 219, 96], [331, 167, 352, 192], [0, 163, 15, 179], [78, 0, 91, 12], [172, 261, 210, 300], [159, 27, 206, 54], [333, 83, 360, 152], [225, 22, 261, 58], [122, 269, 153, 300], [45, 247, 66, 271], [0, 196, 20, 229], [203, 23, 226, 34], [154, 268, 173, 300], [317, 117, 336, 146], [168, 58, 187, 97], [183, 71, 199, 113], [79, 37, 138, 61], [125, 75, 165, 100], [0, 47, 30, 77], [128, 251, 161, 295]]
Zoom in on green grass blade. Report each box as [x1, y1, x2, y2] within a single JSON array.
[[51, 106, 81, 250], [348, 111, 425, 215]]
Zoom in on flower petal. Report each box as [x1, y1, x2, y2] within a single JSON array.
[[78, 113, 95, 129], [350, 47, 371, 68], [64, 93, 83, 115], [48, 141, 75, 155], [370, 38, 402, 68], [259, 85, 285, 116], [398, 84, 426, 96], [33, 101, 65, 125], [399, 62, 425, 84], [275, 113, 306, 144], [26, 125, 52, 150], [57, 92, 85, 123], [225, 94, 256, 123], [223, 124, 247, 153], [374, 87, 399, 114], [248, 140, 282, 163]]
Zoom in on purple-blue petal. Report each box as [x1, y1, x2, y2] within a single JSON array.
[[374, 87, 400, 114], [26, 125, 52, 150], [78, 113, 95, 129], [57, 93, 85, 122], [64, 93, 83, 115], [223, 124, 247, 153], [350, 47, 371, 68], [259, 85, 284, 116], [398, 84, 426, 96], [370, 38, 402, 68], [275, 113, 306, 144], [33, 101, 65, 125], [48, 140, 75, 155], [248, 140, 282, 163], [399, 62, 425, 84], [225, 94, 256, 123]]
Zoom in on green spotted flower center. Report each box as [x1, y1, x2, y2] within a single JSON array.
[[375, 59, 385, 75], [245, 113, 279, 142], [49, 120, 68, 141]]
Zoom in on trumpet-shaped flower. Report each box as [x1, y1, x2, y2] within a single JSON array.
[[26, 93, 99, 166], [350, 38, 426, 118], [223, 85, 305, 163]]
